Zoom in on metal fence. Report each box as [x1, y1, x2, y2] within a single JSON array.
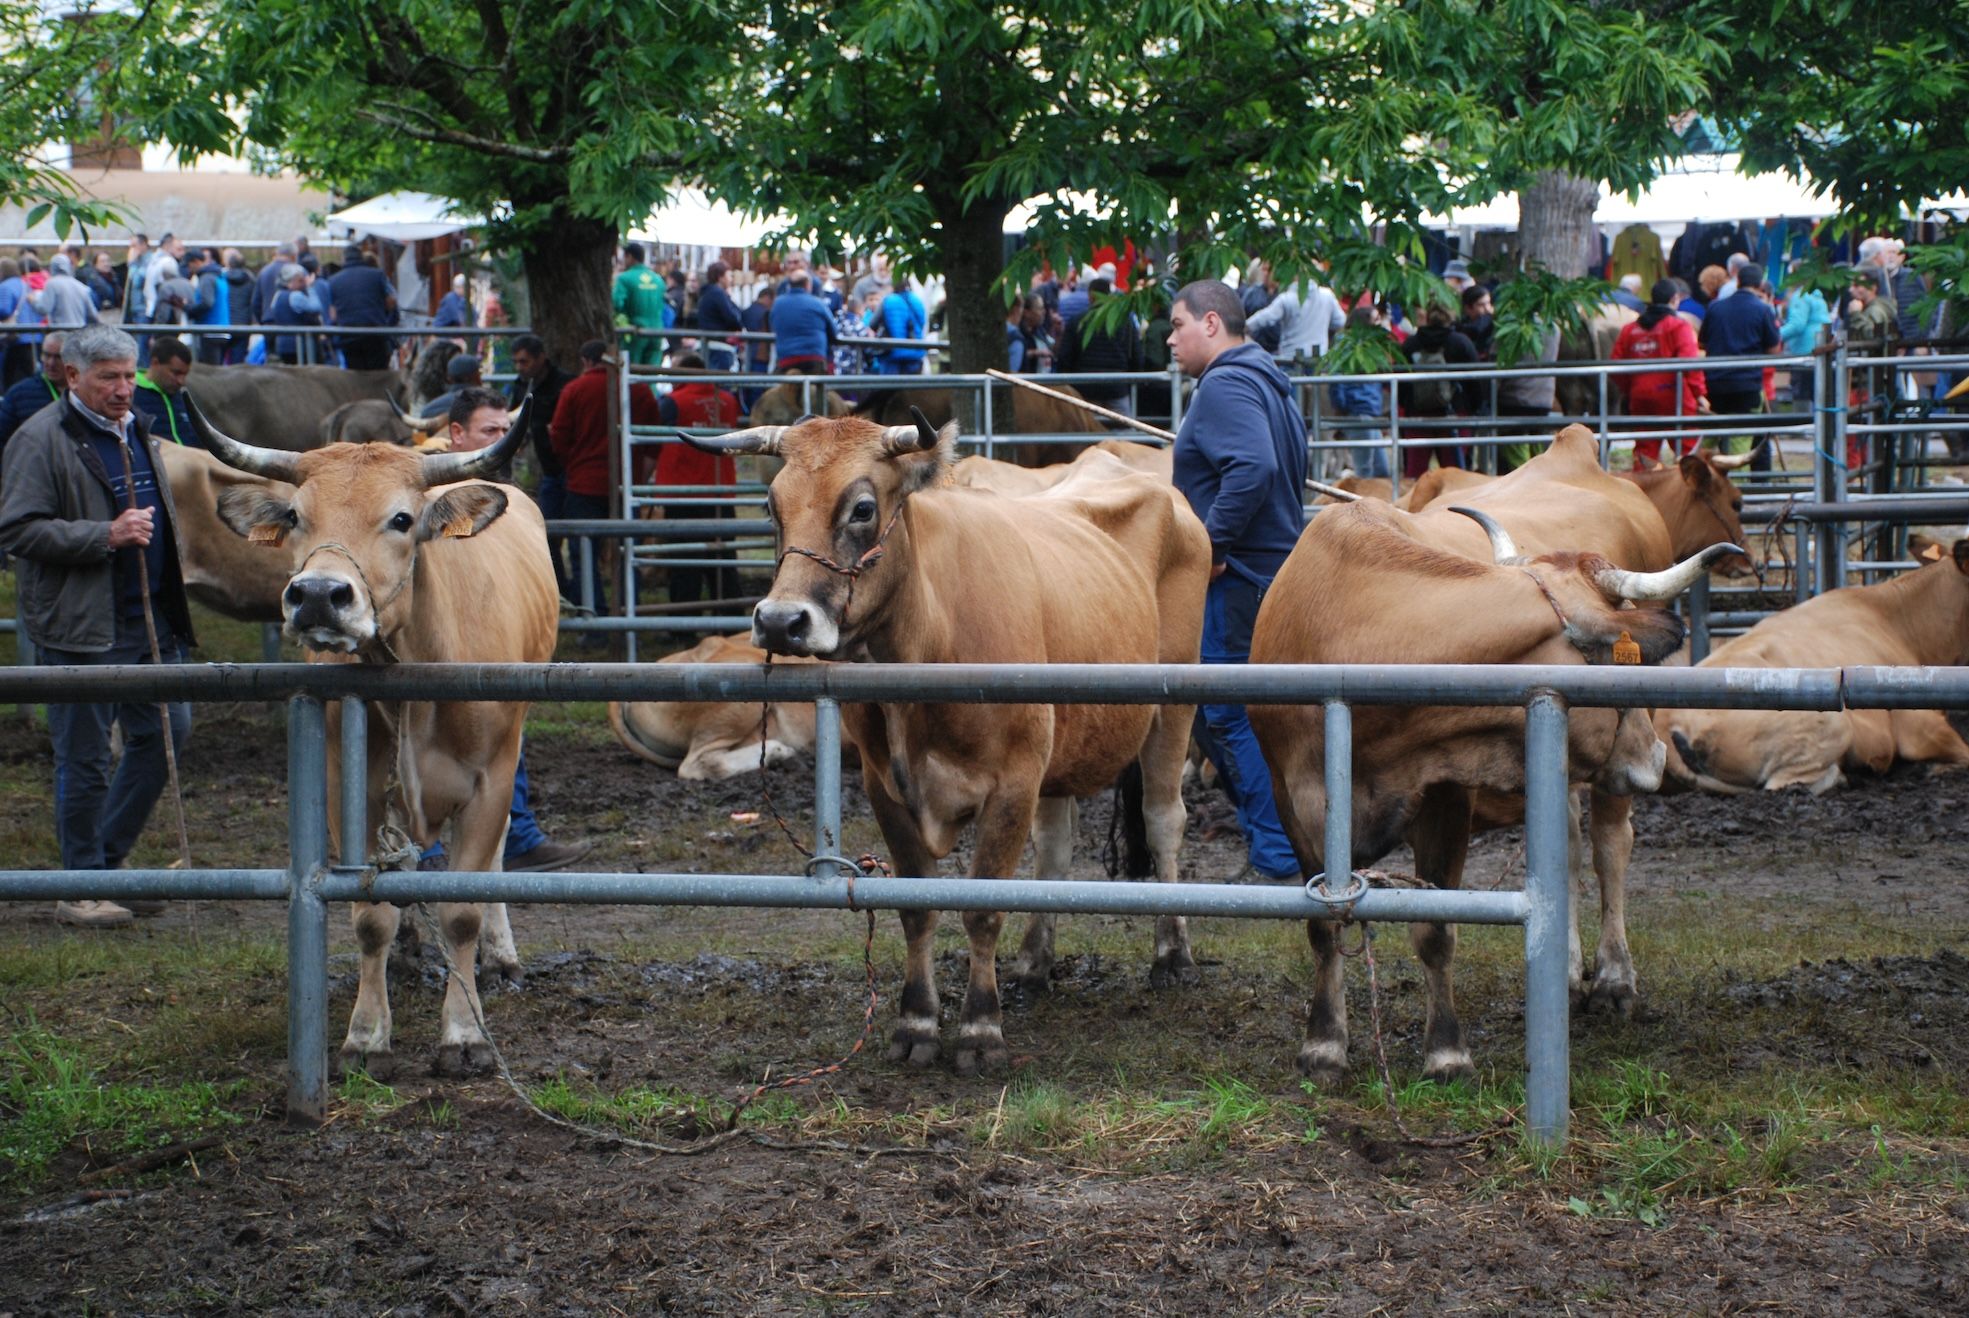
[[5, 659, 1965, 1148]]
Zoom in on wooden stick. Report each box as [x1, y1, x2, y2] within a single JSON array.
[[79, 1135, 225, 1185], [1305, 477, 1363, 502], [984, 369, 1176, 442]]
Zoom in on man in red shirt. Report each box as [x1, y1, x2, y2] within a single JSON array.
[[651, 352, 742, 606], [547, 339, 660, 613]]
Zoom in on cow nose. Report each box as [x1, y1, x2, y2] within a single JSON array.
[[285, 576, 356, 627], [752, 600, 815, 655]]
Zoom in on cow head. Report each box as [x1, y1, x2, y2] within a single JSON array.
[[685, 407, 957, 658], [191, 395, 530, 654], [1668, 452, 1755, 577]]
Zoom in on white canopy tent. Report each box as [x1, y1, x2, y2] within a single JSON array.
[[630, 188, 785, 248], [325, 191, 487, 242]]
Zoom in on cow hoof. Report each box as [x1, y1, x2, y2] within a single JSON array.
[[1422, 1054, 1477, 1087], [1584, 981, 1637, 1018], [433, 1040, 494, 1077], [1002, 976, 1046, 1011], [953, 1038, 1010, 1078], [1148, 956, 1202, 990], [887, 1029, 939, 1069], [1295, 1045, 1349, 1089], [483, 960, 526, 992], [337, 1046, 397, 1083]]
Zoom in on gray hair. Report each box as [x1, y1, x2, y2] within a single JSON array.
[[62, 324, 139, 372], [1725, 251, 1750, 273]]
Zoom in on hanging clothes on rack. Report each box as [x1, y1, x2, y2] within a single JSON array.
[[1607, 224, 1668, 287]]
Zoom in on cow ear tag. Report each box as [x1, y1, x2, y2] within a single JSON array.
[[1612, 630, 1641, 665], [1919, 543, 1945, 563], [439, 510, 478, 539], [248, 523, 287, 547]]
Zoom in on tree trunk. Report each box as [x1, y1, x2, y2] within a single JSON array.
[[1517, 170, 1600, 277], [519, 208, 619, 371], [935, 199, 1012, 426]]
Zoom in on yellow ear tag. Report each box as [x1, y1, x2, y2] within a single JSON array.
[[1919, 543, 1945, 563], [248, 523, 286, 547], [1612, 630, 1642, 665], [439, 511, 478, 539]]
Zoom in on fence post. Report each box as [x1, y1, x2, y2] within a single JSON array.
[[812, 697, 841, 881], [1523, 691, 1571, 1146], [1817, 339, 1847, 595], [1322, 700, 1351, 881], [1688, 575, 1711, 664], [339, 697, 366, 867], [286, 696, 330, 1127]]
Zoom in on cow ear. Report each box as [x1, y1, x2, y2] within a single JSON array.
[[898, 420, 959, 495], [1954, 539, 1969, 575], [1677, 454, 1712, 489], [1570, 604, 1685, 666], [417, 484, 508, 541], [215, 487, 295, 545]]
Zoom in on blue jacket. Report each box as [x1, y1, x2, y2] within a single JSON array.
[[1698, 290, 1779, 392], [269, 287, 324, 360], [0, 372, 60, 451], [768, 290, 836, 362], [1172, 342, 1307, 576], [1328, 377, 1383, 417], [432, 290, 469, 329], [1780, 290, 1831, 357], [133, 376, 198, 450], [326, 264, 397, 335], [696, 283, 744, 335], [879, 289, 928, 364]]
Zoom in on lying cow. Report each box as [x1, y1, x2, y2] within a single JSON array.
[[608, 634, 820, 779], [1658, 539, 1969, 794], [685, 414, 1210, 1075], [1251, 496, 1730, 1084], [192, 397, 557, 1079]]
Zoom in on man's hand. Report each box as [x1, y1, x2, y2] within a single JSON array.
[[108, 507, 154, 549], [1209, 561, 1228, 581]]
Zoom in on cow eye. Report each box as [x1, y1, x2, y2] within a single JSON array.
[[849, 497, 877, 525], [389, 511, 416, 533]]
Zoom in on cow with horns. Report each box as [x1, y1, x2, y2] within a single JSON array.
[[682, 410, 1211, 1075], [1250, 496, 1738, 1085], [189, 396, 558, 1079]]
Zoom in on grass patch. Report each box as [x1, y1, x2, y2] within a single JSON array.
[[527, 1074, 804, 1139], [0, 1023, 245, 1192]]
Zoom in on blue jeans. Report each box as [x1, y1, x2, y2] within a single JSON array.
[[1344, 423, 1391, 478], [421, 742, 547, 865], [562, 491, 611, 615], [42, 623, 191, 871], [1190, 568, 1299, 880], [875, 357, 925, 375]]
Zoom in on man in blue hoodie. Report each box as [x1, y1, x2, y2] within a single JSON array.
[[1168, 279, 1305, 882]]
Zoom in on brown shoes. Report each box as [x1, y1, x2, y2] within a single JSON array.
[[54, 900, 135, 928]]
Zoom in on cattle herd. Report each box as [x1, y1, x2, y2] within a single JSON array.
[[164, 367, 1969, 1085]]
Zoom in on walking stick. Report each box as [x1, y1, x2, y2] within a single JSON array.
[[113, 432, 193, 875], [982, 368, 1362, 501]]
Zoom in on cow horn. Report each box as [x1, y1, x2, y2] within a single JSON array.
[[1708, 442, 1764, 471], [419, 395, 532, 485], [1449, 506, 1523, 564], [389, 396, 448, 433], [878, 406, 944, 457], [1593, 543, 1745, 602], [681, 426, 786, 455], [186, 394, 303, 483]]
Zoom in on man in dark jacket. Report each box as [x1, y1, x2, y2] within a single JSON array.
[[1698, 262, 1781, 470], [1399, 299, 1479, 477], [131, 337, 198, 450], [1166, 279, 1303, 882], [326, 243, 398, 370], [0, 324, 194, 926], [0, 331, 65, 452], [508, 334, 576, 597], [1055, 278, 1143, 414]]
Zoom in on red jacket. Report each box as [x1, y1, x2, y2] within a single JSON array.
[[548, 363, 660, 498], [1611, 314, 1705, 415], [653, 382, 741, 487]]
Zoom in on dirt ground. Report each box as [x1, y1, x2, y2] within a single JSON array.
[[4, 702, 1969, 1314]]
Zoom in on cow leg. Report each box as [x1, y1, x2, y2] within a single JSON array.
[[480, 903, 523, 990], [1297, 918, 1351, 1086], [340, 901, 402, 1079], [955, 790, 1041, 1078], [1140, 708, 1199, 989], [430, 771, 517, 1077], [1583, 789, 1637, 1017], [1010, 796, 1074, 996], [864, 778, 946, 1069], [1410, 790, 1475, 1083]]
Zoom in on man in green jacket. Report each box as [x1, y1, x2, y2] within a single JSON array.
[[0, 325, 195, 927], [612, 243, 673, 367]]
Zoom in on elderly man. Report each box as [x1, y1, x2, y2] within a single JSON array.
[[132, 337, 197, 449], [413, 386, 589, 873], [249, 242, 298, 325], [31, 254, 101, 329], [0, 324, 194, 926], [0, 331, 65, 450], [267, 263, 324, 365]]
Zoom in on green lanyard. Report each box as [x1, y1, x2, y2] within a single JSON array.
[[41, 375, 57, 403], [135, 376, 183, 445]]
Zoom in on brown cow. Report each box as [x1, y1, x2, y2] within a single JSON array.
[[1250, 497, 1729, 1084], [607, 634, 820, 779], [193, 399, 558, 1079], [158, 445, 298, 622], [1657, 539, 1969, 794], [686, 415, 1211, 1075]]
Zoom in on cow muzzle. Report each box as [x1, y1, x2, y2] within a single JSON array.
[[282, 572, 372, 652], [752, 598, 837, 658]]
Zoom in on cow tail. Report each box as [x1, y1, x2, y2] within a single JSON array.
[[1102, 761, 1153, 880]]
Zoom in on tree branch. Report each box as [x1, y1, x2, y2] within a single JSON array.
[[352, 109, 572, 162]]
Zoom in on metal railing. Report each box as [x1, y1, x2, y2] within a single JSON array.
[[5, 659, 1965, 1148]]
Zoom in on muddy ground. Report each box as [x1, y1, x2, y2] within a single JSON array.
[[3, 701, 1968, 1314]]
